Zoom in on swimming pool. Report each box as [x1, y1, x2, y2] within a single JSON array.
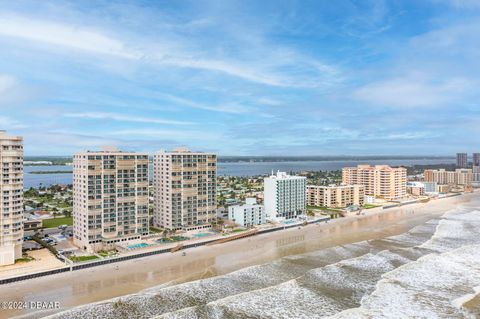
[[128, 243, 150, 249], [192, 232, 214, 238]]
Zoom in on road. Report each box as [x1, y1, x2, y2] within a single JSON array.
[[24, 226, 73, 237]]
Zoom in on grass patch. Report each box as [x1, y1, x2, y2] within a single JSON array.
[[42, 216, 73, 228], [231, 228, 246, 233], [149, 226, 163, 233], [171, 236, 189, 241], [158, 236, 189, 243], [69, 255, 99, 262], [97, 250, 118, 257], [307, 205, 343, 212], [362, 204, 379, 209], [15, 256, 35, 263]]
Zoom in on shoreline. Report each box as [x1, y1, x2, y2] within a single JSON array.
[[0, 192, 477, 319]]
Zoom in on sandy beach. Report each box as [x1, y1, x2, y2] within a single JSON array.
[[0, 192, 476, 319], [0, 249, 65, 280]]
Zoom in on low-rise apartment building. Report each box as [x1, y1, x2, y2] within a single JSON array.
[[407, 182, 426, 196], [228, 198, 265, 227], [306, 184, 364, 208]]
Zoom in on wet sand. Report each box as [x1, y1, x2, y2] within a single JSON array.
[[0, 193, 476, 319]]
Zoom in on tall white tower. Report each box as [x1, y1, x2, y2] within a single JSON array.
[[0, 131, 24, 266]]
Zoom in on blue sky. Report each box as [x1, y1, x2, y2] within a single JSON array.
[[0, 0, 479, 156]]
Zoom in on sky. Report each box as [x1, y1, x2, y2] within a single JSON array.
[[0, 0, 479, 156]]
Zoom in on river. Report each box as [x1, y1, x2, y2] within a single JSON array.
[[24, 158, 455, 189]]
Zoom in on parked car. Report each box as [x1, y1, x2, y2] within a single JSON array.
[[44, 238, 57, 245]]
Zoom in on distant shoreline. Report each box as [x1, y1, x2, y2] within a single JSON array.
[[28, 171, 73, 174], [23, 155, 455, 165]]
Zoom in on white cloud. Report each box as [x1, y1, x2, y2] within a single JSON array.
[[107, 128, 219, 140], [0, 14, 139, 59], [64, 112, 193, 125], [0, 116, 27, 129], [159, 57, 290, 87], [0, 75, 16, 93], [156, 93, 250, 114], [0, 13, 338, 88], [447, 0, 480, 8], [353, 73, 472, 108]]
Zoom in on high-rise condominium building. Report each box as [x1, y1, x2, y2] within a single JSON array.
[[473, 153, 480, 167], [342, 165, 407, 200], [153, 148, 217, 230], [264, 171, 306, 221], [424, 168, 472, 186], [73, 147, 149, 252], [0, 131, 23, 266], [456, 153, 468, 168], [306, 184, 364, 208]]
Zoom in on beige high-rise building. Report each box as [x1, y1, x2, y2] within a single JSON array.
[[306, 185, 364, 208], [73, 147, 149, 252], [0, 131, 23, 266], [424, 168, 472, 186], [153, 148, 217, 230], [342, 165, 407, 200]]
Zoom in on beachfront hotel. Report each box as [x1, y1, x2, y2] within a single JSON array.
[[342, 165, 407, 200], [264, 171, 307, 221], [424, 168, 472, 186], [228, 198, 266, 227], [0, 131, 23, 266], [153, 148, 217, 230], [72, 147, 149, 252], [306, 184, 364, 208]]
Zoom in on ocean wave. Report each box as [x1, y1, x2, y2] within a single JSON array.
[[195, 250, 415, 318], [331, 244, 480, 319], [420, 209, 480, 253]]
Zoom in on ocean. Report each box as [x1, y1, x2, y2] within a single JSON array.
[[39, 198, 480, 319], [24, 158, 455, 188]]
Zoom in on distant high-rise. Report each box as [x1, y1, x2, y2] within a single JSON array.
[[0, 131, 23, 266], [153, 148, 217, 230], [264, 171, 306, 220], [73, 147, 149, 252], [342, 165, 407, 200], [456, 153, 468, 168], [473, 153, 480, 167]]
